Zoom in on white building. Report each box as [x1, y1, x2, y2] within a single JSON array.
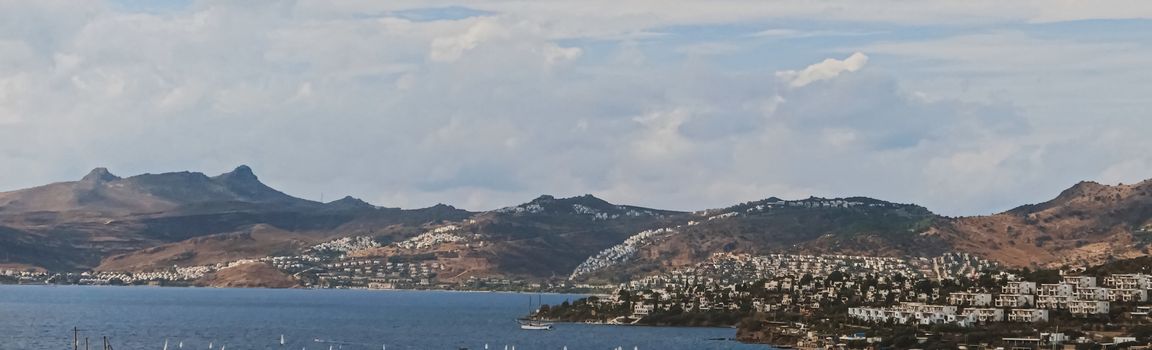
[[1007, 309, 1049, 323], [948, 292, 993, 307], [1104, 274, 1152, 290], [1107, 289, 1148, 302], [1068, 300, 1109, 315], [849, 303, 959, 326], [1074, 287, 1110, 301], [1036, 283, 1073, 297], [961, 308, 1005, 323], [1003, 281, 1037, 295], [898, 303, 957, 315], [1115, 336, 1138, 344], [1036, 295, 1071, 310], [995, 294, 1035, 308], [1062, 276, 1097, 289]]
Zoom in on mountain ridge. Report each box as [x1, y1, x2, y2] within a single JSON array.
[[1, 166, 1150, 283]]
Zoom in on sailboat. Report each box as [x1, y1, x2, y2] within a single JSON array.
[[517, 295, 553, 330]]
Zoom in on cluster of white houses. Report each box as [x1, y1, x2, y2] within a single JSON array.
[[850, 274, 1152, 326]]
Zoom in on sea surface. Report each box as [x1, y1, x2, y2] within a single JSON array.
[[0, 285, 770, 350]]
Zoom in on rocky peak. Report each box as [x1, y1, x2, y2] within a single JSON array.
[[327, 195, 375, 209], [80, 167, 121, 183], [218, 165, 258, 183], [1003, 181, 1118, 216]]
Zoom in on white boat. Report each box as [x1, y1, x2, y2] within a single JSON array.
[[517, 295, 554, 330], [518, 322, 553, 331]]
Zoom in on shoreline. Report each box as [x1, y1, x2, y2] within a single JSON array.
[[0, 282, 607, 296], [0, 283, 615, 302]]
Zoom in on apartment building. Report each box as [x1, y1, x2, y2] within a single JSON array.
[[948, 292, 993, 307], [1074, 287, 1109, 301], [962, 308, 1005, 323], [1104, 274, 1152, 290], [1036, 283, 1074, 297], [1062, 276, 1097, 289], [1003, 281, 1037, 295], [995, 294, 1035, 308], [1036, 295, 1071, 310], [1108, 289, 1148, 302], [1068, 300, 1110, 315], [1007, 309, 1049, 323]]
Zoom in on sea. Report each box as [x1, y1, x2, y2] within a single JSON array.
[[0, 285, 771, 350]]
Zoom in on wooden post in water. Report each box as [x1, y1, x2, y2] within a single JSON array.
[[73, 327, 79, 350]]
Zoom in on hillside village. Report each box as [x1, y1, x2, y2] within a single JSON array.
[[541, 252, 1152, 349], [570, 197, 923, 280]]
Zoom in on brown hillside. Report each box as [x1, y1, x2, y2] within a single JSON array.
[[198, 262, 298, 288], [96, 224, 327, 272], [938, 180, 1152, 268]]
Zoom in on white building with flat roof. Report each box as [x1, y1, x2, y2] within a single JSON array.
[[961, 308, 1005, 323], [995, 294, 1034, 308], [1003, 281, 1037, 295], [1037, 283, 1073, 297], [1074, 287, 1109, 301], [1107, 289, 1148, 302], [1105, 274, 1152, 290], [1037, 295, 1071, 310], [948, 292, 993, 307], [1008, 309, 1049, 323], [1062, 276, 1097, 289], [1068, 300, 1109, 315]]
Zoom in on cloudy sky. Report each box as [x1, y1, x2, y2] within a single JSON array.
[[2, 1, 1151, 216]]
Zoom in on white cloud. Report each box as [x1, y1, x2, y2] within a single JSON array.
[[776, 52, 868, 88], [429, 18, 506, 62], [0, 0, 1148, 218]]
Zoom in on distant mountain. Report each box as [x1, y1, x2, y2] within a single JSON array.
[[2, 165, 1152, 283], [0, 166, 471, 271], [0, 165, 313, 215]]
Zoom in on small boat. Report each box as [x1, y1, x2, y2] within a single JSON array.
[[517, 295, 554, 330], [518, 321, 553, 330]]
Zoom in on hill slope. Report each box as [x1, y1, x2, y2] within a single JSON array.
[[570, 197, 943, 282], [351, 194, 683, 281], [935, 180, 1152, 268]]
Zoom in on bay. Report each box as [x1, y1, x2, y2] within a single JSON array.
[[0, 286, 769, 350]]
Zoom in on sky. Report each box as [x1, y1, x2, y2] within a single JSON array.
[[2, 1, 1152, 216]]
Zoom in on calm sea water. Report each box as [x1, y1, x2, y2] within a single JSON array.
[[0, 286, 769, 350]]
